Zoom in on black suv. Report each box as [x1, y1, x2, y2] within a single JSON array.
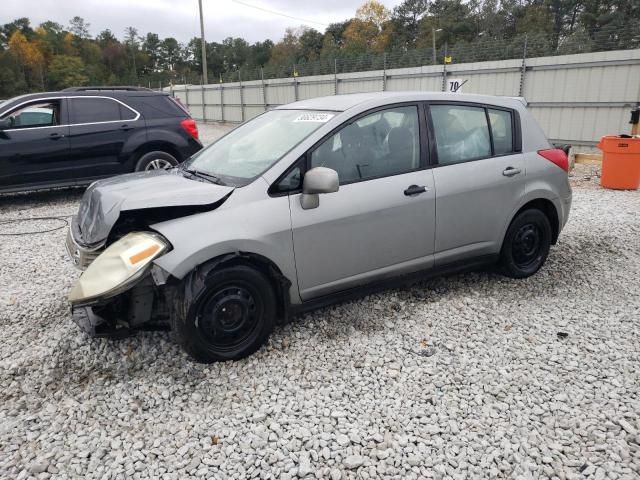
[[0, 87, 203, 193]]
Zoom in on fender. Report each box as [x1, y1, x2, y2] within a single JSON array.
[[151, 184, 302, 305], [145, 127, 191, 149], [499, 188, 562, 248]]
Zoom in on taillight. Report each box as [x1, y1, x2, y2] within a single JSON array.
[[180, 119, 199, 140], [538, 148, 569, 173]]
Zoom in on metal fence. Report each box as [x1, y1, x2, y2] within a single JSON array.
[[172, 46, 640, 147]]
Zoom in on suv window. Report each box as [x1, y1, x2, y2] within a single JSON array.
[[311, 105, 420, 184], [488, 108, 514, 154], [430, 104, 491, 165], [69, 98, 125, 124], [1, 101, 60, 129]]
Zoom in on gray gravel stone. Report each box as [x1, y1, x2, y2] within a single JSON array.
[[0, 169, 638, 480]]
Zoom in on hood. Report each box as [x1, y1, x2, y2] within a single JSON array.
[[76, 169, 234, 246]]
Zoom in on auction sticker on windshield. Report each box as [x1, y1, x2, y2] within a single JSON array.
[[294, 113, 335, 122]]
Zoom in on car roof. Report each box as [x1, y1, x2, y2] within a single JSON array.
[[276, 91, 526, 112], [0, 89, 168, 110]]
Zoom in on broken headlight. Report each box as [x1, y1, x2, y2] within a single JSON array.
[[68, 232, 169, 304]]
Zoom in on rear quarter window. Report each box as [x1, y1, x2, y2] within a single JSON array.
[[127, 95, 188, 119]]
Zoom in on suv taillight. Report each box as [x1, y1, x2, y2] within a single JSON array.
[[538, 148, 569, 173], [180, 119, 199, 140]]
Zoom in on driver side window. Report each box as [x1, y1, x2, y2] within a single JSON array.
[[310, 105, 420, 184], [1, 101, 61, 129]]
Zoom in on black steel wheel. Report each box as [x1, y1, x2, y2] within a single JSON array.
[[172, 265, 276, 363], [500, 209, 552, 278]]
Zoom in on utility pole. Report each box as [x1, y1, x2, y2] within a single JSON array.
[[198, 0, 208, 84], [432, 27, 443, 65]]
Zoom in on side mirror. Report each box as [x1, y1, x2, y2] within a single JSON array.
[[300, 167, 339, 210], [0, 116, 13, 130]]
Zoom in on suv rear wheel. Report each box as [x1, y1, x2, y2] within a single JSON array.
[[135, 151, 178, 171], [171, 265, 276, 363], [499, 208, 552, 278]]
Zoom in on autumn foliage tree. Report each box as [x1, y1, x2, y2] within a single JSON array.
[[343, 1, 394, 54]]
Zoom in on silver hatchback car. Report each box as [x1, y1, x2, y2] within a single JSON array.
[[67, 92, 572, 362]]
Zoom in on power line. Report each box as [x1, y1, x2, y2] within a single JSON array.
[[231, 0, 329, 27]]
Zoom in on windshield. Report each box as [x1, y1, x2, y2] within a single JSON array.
[[183, 109, 335, 186]]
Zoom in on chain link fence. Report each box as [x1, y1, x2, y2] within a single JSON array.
[[213, 22, 640, 84]]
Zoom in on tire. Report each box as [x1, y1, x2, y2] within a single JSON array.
[[172, 265, 276, 363], [499, 208, 552, 279], [134, 151, 178, 172]]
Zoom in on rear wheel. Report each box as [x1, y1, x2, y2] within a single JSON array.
[[135, 151, 178, 172], [499, 209, 552, 278], [172, 265, 276, 363]]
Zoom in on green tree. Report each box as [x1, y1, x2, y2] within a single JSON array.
[[48, 54, 88, 88]]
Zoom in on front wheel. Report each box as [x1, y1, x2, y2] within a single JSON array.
[[499, 209, 552, 278], [172, 265, 276, 363]]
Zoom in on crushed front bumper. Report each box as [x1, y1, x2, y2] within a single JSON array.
[[70, 276, 170, 338], [71, 304, 132, 338], [65, 218, 104, 270]]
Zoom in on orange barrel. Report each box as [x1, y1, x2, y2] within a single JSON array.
[[596, 136, 640, 190]]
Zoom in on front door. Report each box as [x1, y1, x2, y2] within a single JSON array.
[[0, 99, 71, 190], [427, 103, 526, 265], [289, 104, 436, 300]]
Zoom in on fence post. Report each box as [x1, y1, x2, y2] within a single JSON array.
[[441, 42, 448, 92], [239, 69, 245, 122], [293, 64, 299, 101], [261, 67, 267, 112], [519, 34, 528, 97], [201, 77, 206, 123], [382, 53, 387, 91], [334, 58, 338, 95], [220, 82, 225, 123], [185, 84, 190, 109]]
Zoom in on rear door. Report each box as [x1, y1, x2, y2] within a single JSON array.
[[427, 102, 525, 265], [66, 96, 142, 181], [0, 98, 71, 190], [289, 104, 436, 300]]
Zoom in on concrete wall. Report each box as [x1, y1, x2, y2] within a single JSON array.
[[171, 49, 640, 147]]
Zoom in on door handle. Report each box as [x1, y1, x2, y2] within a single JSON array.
[[49, 132, 64, 140], [404, 185, 427, 196], [120, 124, 133, 131], [502, 167, 522, 177]]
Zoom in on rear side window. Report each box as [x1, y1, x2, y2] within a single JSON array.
[[127, 95, 187, 119], [119, 104, 137, 121], [70, 98, 123, 124], [488, 109, 514, 154], [430, 105, 491, 165]]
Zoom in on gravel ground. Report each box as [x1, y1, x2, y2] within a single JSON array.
[[0, 157, 639, 479]]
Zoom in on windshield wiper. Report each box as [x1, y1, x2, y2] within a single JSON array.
[[183, 168, 226, 186]]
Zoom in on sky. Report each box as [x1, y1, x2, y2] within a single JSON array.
[[3, 0, 402, 44]]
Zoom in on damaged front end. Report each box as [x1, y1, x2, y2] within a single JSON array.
[[68, 231, 173, 337], [66, 169, 236, 337]]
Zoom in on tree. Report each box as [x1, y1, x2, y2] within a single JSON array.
[[343, 1, 394, 54], [124, 26, 139, 80], [143, 32, 162, 71], [48, 54, 88, 88], [392, 0, 430, 48], [159, 37, 182, 71], [68, 16, 90, 39], [8, 31, 45, 88]]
